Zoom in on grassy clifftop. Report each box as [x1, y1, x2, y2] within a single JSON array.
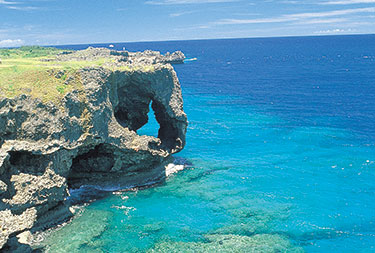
[[0, 46, 182, 105], [0, 47, 103, 104], [0, 46, 67, 59]]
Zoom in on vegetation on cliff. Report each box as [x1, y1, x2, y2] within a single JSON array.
[[0, 46, 180, 104], [0, 47, 107, 104]]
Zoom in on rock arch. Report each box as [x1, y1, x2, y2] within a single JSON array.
[[112, 67, 187, 152]]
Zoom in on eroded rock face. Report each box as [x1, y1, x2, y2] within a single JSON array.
[[0, 207, 37, 249], [53, 46, 186, 65], [0, 48, 187, 250]]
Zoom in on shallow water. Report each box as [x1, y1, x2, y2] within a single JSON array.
[[46, 35, 375, 252]]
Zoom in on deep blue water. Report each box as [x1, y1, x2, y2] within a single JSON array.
[[46, 35, 375, 252]]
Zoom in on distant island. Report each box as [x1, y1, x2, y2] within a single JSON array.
[[0, 46, 187, 251]]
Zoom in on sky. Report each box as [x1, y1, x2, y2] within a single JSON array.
[[0, 0, 375, 47]]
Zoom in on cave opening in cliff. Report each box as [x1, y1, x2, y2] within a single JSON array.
[[137, 103, 159, 138], [67, 144, 115, 188], [113, 86, 161, 138], [8, 151, 46, 174], [113, 83, 151, 131], [113, 82, 183, 151]]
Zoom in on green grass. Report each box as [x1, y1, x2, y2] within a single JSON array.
[[0, 65, 83, 104], [0, 47, 108, 104], [0, 46, 68, 59], [0, 46, 158, 104]]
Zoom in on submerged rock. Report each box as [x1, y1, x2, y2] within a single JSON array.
[[38, 208, 112, 253], [150, 233, 304, 252], [0, 47, 188, 250]]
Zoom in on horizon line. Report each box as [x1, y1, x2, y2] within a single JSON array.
[[46, 32, 375, 48], [1, 32, 373, 49]]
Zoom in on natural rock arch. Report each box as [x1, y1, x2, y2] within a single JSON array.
[[111, 68, 187, 152]]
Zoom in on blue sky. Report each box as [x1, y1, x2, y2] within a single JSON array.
[[0, 0, 375, 47]]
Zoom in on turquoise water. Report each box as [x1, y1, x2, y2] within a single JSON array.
[[46, 35, 375, 252]]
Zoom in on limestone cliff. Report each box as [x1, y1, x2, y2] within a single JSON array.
[[0, 47, 187, 250]]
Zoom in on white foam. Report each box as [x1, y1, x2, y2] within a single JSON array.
[[165, 163, 185, 177]]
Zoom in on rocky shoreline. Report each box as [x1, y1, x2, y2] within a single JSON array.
[[0, 47, 187, 251]]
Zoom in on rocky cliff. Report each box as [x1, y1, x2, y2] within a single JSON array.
[[0, 47, 187, 251]]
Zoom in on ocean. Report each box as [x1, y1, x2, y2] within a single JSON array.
[[42, 35, 375, 252]]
